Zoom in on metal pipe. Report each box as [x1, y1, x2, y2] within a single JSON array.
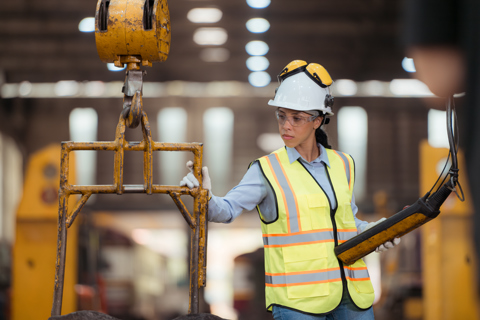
[[169, 192, 196, 229], [123, 185, 147, 193], [189, 205, 200, 314], [63, 141, 202, 152], [114, 115, 126, 195], [51, 193, 67, 316], [142, 112, 153, 194], [198, 189, 208, 287], [64, 185, 199, 195], [66, 193, 92, 228]]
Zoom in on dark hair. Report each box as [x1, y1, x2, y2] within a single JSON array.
[[315, 127, 331, 149]]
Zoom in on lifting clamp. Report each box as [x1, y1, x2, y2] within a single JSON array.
[[51, 0, 209, 316]]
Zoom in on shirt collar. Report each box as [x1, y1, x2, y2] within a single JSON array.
[[286, 144, 331, 168]]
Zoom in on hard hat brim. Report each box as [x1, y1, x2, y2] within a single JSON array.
[[268, 99, 334, 116]]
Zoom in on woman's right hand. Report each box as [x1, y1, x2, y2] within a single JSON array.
[[180, 161, 212, 193]]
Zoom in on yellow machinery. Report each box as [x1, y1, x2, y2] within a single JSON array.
[[419, 141, 479, 320], [13, 145, 78, 320], [50, 0, 210, 317]]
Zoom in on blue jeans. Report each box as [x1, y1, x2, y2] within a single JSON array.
[[272, 295, 374, 320]]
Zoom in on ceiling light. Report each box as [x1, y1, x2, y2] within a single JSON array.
[[402, 57, 416, 72], [54, 81, 79, 97], [246, 18, 270, 33], [389, 79, 434, 96], [193, 28, 228, 45], [246, 0, 271, 9], [245, 40, 269, 56], [1, 84, 18, 98], [248, 71, 271, 87], [257, 133, 284, 153], [363, 80, 385, 96], [335, 79, 357, 96], [78, 17, 95, 33], [428, 109, 449, 148], [107, 63, 126, 71], [246, 56, 269, 71], [187, 8, 223, 23], [85, 81, 106, 97], [200, 48, 230, 62], [19, 81, 32, 97]]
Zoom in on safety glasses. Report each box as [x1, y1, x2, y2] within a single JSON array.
[[278, 60, 333, 88], [275, 109, 318, 127]]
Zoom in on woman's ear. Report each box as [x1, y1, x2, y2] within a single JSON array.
[[314, 115, 323, 129]]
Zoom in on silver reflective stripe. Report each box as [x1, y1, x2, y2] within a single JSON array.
[[267, 154, 300, 233], [335, 151, 351, 186], [265, 275, 273, 284], [265, 269, 342, 285], [344, 267, 370, 280], [337, 230, 358, 242], [263, 230, 334, 246]]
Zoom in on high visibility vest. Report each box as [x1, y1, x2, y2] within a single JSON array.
[[253, 147, 375, 314]]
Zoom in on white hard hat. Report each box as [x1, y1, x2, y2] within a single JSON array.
[[268, 60, 334, 116]]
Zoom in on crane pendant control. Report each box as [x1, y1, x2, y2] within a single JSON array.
[[335, 97, 463, 265]]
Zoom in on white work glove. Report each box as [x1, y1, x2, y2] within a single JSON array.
[[179, 161, 212, 193], [362, 217, 401, 253]]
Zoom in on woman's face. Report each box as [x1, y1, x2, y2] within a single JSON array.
[[277, 107, 323, 148]]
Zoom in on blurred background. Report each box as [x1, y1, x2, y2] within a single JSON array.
[[0, 0, 478, 319]]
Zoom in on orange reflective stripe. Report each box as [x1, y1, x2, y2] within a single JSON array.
[[346, 277, 370, 282], [264, 156, 291, 233], [344, 266, 370, 280], [264, 239, 334, 248], [346, 154, 354, 191], [344, 266, 368, 271], [332, 150, 352, 190], [337, 228, 357, 232], [333, 150, 346, 172], [266, 267, 340, 277], [263, 228, 334, 237], [274, 153, 302, 232], [266, 278, 342, 287]]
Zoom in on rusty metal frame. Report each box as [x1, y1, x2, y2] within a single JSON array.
[[51, 111, 208, 316]]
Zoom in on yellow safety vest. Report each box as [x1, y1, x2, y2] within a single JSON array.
[[253, 147, 375, 314]]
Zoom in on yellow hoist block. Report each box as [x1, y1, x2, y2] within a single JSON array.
[[95, 0, 171, 67]]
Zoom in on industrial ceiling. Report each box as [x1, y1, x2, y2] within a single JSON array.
[[0, 0, 407, 84]]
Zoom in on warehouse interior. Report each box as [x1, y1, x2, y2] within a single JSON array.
[[0, 0, 479, 319]]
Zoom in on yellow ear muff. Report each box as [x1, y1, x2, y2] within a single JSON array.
[[306, 63, 333, 87], [278, 60, 308, 80]]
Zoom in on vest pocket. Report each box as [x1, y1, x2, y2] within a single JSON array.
[[282, 243, 330, 299], [287, 282, 330, 299], [347, 260, 374, 294], [342, 203, 356, 227], [306, 194, 329, 230], [352, 280, 374, 294]]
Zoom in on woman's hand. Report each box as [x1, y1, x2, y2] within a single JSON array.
[[363, 217, 401, 253], [180, 161, 212, 193]]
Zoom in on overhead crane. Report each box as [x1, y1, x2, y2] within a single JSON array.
[[50, 0, 210, 317]]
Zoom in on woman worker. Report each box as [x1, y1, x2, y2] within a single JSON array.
[[180, 60, 400, 320]]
